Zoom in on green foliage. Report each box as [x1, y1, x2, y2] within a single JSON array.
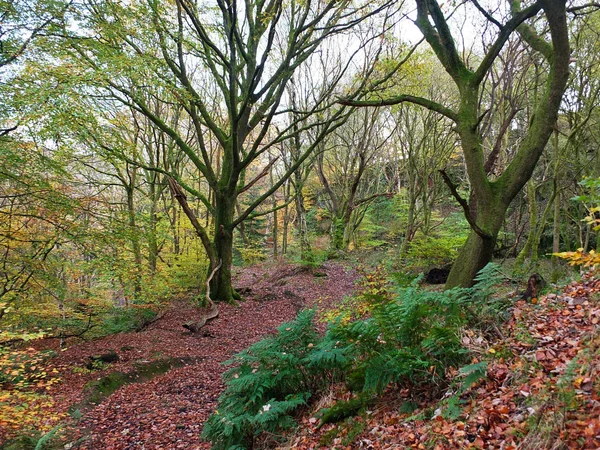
[[441, 361, 488, 420], [318, 394, 371, 426], [84, 371, 129, 405], [403, 231, 468, 269], [1, 424, 62, 450], [205, 264, 508, 449], [397, 211, 469, 268], [202, 310, 333, 449], [98, 306, 156, 336], [34, 425, 61, 450], [355, 207, 393, 249], [164, 251, 209, 291], [1, 431, 43, 450], [320, 278, 471, 395], [555, 177, 600, 269], [318, 416, 366, 447], [236, 246, 268, 266], [321, 265, 392, 323], [294, 246, 328, 269]]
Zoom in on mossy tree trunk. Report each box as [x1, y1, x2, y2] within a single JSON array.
[[211, 191, 237, 301], [342, 0, 570, 288]]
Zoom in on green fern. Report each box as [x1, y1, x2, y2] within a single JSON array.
[[204, 264, 508, 449], [203, 310, 328, 449], [441, 361, 488, 420]]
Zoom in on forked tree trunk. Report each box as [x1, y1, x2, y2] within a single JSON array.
[[341, 0, 570, 289]]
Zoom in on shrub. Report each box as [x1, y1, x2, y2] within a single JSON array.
[[0, 347, 64, 439], [202, 310, 336, 449], [320, 265, 392, 324], [400, 212, 470, 271], [98, 306, 157, 336], [204, 264, 508, 449], [554, 177, 600, 271], [164, 251, 209, 291]]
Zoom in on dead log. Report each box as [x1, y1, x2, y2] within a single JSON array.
[[183, 260, 221, 333], [87, 350, 119, 369], [135, 309, 167, 332]]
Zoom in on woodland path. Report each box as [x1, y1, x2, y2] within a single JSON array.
[[46, 262, 357, 450]]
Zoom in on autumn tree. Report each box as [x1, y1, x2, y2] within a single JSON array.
[[52, 0, 398, 301], [0, 0, 68, 137], [342, 0, 570, 288]]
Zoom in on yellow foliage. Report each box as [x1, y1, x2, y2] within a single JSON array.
[[554, 248, 600, 268], [321, 266, 392, 324], [0, 347, 64, 438], [0, 390, 65, 433]]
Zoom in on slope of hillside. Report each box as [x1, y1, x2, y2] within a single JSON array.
[[287, 276, 600, 449]]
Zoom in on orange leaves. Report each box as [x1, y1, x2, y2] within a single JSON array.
[[289, 275, 600, 449]]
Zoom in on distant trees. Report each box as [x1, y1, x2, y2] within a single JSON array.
[[316, 107, 394, 251]]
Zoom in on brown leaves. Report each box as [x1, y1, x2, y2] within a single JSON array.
[[288, 275, 600, 450], [0, 262, 358, 449]]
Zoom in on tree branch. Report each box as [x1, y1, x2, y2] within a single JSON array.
[[183, 260, 221, 332], [167, 177, 215, 264], [472, 2, 543, 85], [238, 157, 279, 194], [439, 170, 493, 240], [338, 94, 458, 122]]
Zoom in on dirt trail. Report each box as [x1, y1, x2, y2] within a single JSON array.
[[47, 262, 356, 450]]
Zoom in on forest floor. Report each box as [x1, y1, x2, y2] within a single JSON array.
[[4, 265, 600, 449], [2, 261, 357, 449], [287, 275, 600, 450]]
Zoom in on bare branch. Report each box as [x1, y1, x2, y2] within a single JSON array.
[[338, 94, 458, 122]]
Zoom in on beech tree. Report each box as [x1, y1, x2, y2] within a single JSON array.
[[342, 0, 570, 288], [53, 0, 397, 302]]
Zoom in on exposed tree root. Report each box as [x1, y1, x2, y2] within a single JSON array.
[[183, 261, 221, 333]]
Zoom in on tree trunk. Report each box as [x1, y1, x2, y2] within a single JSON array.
[[331, 215, 346, 251], [148, 179, 159, 274], [270, 167, 278, 258], [447, 230, 497, 289], [446, 197, 506, 289], [282, 181, 290, 254], [515, 180, 538, 267], [399, 196, 416, 257], [294, 181, 312, 260], [126, 186, 142, 295], [209, 193, 237, 302]]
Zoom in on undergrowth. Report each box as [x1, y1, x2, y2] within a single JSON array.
[[203, 263, 509, 449]]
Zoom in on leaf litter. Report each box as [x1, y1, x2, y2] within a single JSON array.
[[2, 261, 355, 449], [287, 274, 600, 449]]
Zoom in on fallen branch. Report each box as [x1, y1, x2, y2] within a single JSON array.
[[183, 260, 222, 333]]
